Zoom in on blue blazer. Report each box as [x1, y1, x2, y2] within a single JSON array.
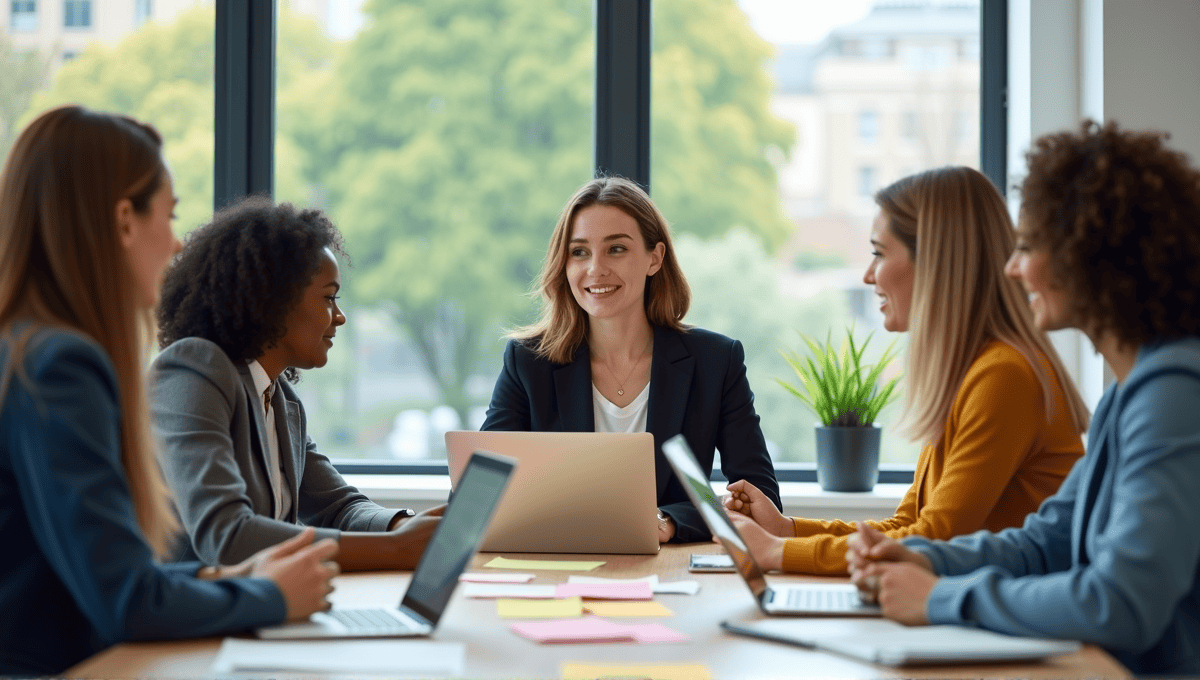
[[0, 327, 283, 676], [481, 325, 781, 543], [908, 338, 1200, 676]]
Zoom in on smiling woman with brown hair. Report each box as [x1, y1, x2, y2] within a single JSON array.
[[481, 176, 781, 543], [152, 196, 444, 572]]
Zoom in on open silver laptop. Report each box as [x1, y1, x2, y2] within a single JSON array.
[[257, 450, 515, 639], [446, 431, 658, 554], [662, 435, 880, 616]]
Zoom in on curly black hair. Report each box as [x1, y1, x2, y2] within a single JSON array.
[[157, 195, 348, 383], [1021, 120, 1200, 347]]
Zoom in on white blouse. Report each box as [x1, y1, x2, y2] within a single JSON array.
[[592, 381, 650, 434]]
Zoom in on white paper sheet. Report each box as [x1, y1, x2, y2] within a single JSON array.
[[460, 583, 557, 599], [567, 574, 700, 595], [211, 638, 465, 676]]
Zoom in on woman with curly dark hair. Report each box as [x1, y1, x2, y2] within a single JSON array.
[[152, 196, 443, 571], [847, 121, 1200, 676]]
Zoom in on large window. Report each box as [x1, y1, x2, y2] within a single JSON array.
[[652, 0, 981, 464], [276, 0, 595, 462], [4, 0, 999, 476], [3, 3, 213, 233]]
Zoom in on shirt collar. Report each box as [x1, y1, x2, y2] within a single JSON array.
[[247, 360, 274, 402]]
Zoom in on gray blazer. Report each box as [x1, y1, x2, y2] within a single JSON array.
[[151, 337, 401, 565]]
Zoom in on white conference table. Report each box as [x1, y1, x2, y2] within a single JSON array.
[[68, 544, 1131, 679]]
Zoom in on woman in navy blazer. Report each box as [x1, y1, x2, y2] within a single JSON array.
[[0, 106, 337, 676], [847, 122, 1200, 675], [482, 177, 781, 543]]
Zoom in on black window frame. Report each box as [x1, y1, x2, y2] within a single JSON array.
[[213, 0, 1006, 484]]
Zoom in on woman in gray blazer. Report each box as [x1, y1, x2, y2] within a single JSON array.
[[152, 197, 443, 570]]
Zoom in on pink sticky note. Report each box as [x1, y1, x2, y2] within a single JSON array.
[[554, 582, 654, 600], [510, 616, 635, 643], [625, 623, 690, 643]]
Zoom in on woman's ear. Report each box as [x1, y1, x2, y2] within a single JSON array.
[[647, 242, 666, 276], [114, 197, 136, 250]]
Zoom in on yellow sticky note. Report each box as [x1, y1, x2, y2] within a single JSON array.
[[485, 556, 605, 571], [583, 601, 674, 617], [497, 596, 583, 618], [561, 662, 711, 680]]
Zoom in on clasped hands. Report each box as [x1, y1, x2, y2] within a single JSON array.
[[845, 522, 936, 625], [721, 480, 938, 625]]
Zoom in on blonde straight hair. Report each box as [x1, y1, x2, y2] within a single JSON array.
[[0, 106, 178, 557], [876, 167, 1089, 445], [514, 177, 691, 364]]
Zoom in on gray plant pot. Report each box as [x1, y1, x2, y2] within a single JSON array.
[[815, 425, 881, 492]]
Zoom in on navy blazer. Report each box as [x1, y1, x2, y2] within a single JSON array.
[[0, 327, 284, 676], [481, 325, 781, 542]]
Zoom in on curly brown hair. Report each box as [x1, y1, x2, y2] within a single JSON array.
[[1021, 120, 1200, 346], [156, 195, 348, 383]]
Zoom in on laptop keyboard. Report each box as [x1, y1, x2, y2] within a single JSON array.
[[777, 587, 863, 612], [327, 608, 416, 633]]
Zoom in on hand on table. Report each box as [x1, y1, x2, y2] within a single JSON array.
[[723, 480, 793, 537], [248, 527, 341, 622], [657, 510, 676, 543], [846, 522, 935, 625], [723, 510, 785, 571]]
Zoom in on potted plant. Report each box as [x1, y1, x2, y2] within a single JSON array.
[[777, 328, 901, 492]]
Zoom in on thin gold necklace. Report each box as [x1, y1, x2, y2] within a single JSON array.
[[599, 338, 653, 397]]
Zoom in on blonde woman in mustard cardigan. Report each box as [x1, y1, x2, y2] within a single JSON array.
[[724, 166, 1090, 575]]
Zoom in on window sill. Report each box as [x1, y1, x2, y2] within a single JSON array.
[[344, 475, 908, 522]]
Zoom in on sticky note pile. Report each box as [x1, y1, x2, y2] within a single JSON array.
[[478, 559, 690, 645]]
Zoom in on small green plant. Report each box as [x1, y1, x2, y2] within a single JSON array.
[[776, 327, 901, 427]]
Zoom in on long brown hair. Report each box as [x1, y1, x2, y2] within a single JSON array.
[[514, 177, 691, 363], [0, 105, 178, 557], [876, 166, 1089, 445]]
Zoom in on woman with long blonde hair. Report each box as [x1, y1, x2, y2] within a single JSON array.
[[0, 106, 338, 676], [848, 122, 1200, 677], [725, 166, 1088, 574]]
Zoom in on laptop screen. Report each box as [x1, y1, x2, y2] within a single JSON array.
[[661, 435, 770, 602], [400, 451, 514, 625]]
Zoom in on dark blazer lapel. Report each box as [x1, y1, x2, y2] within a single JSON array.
[[237, 365, 278, 518], [554, 343, 595, 431], [648, 326, 694, 498], [277, 393, 302, 523]]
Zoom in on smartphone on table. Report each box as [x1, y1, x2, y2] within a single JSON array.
[[688, 553, 736, 573]]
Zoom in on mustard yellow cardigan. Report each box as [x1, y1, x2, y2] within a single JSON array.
[[780, 341, 1084, 574]]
